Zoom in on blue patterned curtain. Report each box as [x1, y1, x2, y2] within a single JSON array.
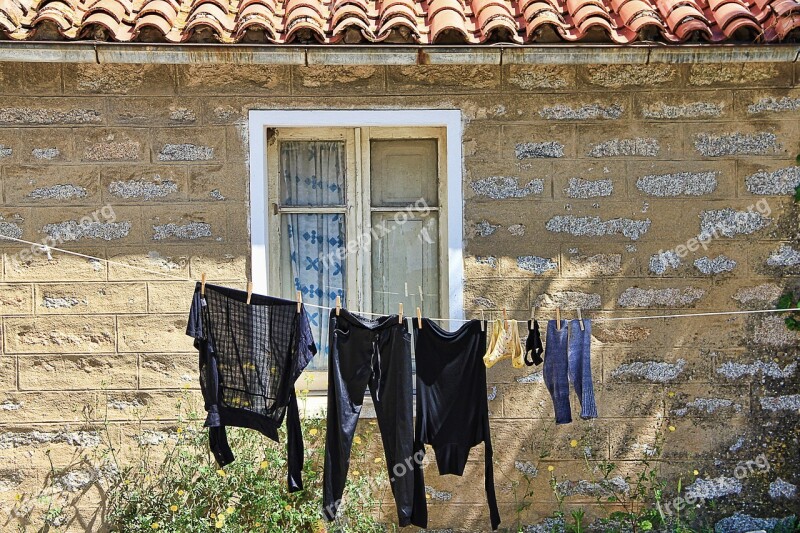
[[281, 141, 346, 370]]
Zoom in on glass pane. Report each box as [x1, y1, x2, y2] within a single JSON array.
[[280, 141, 345, 206], [370, 139, 438, 207], [281, 213, 346, 370], [371, 213, 439, 318]]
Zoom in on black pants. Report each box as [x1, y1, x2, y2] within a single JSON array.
[[322, 310, 420, 527]]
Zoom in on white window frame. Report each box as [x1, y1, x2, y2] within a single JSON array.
[[248, 110, 465, 322]]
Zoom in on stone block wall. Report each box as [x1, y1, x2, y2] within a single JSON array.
[[0, 61, 798, 530]]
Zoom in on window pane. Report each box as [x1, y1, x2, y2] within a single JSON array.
[[370, 139, 438, 207], [281, 213, 346, 370], [280, 141, 345, 206], [371, 213, 439, 317]]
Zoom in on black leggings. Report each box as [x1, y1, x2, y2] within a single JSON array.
[[322, 310, 420, 527]]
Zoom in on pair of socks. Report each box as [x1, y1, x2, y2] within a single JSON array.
[[543, 319, 598, 424], [524, 319, 543, 366]]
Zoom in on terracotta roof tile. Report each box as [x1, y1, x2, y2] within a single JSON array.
[[0, 0, 797, 43]]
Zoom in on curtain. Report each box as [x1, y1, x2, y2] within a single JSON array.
[[281, 141, 346, 370]]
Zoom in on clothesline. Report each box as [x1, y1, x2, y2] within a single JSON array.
[[301, 301, 795, 323], [0, 234, 795, 323]]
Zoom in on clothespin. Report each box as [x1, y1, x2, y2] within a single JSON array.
[[416, 307, 422, 328], [201, 273, 206, 296], [556, 307, 561, 330], [335, 295, 341, 316], [577, 308, 584, 330], [296, 290, 302, 313], [246, 281, 253, 304], [418, 286, 424, 303], [398, 303, 403, 323], [480, 309, 485, 331]]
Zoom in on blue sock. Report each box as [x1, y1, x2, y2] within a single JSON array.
[[544, 320, 571, 424], [568, 320, 598, 420]]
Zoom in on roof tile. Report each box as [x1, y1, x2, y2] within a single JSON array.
[[0, 0, 796, 43]]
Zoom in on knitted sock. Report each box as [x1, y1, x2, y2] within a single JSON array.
[[568, 320, 598, 420], [543, 320, 571, 424]]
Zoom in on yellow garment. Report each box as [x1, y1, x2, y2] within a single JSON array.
[[510, 321, 524, 368], [483, 319, 523, 368], [483, 319, 501, 362]]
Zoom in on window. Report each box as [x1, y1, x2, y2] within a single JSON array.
[[249, 111, 464, 387]]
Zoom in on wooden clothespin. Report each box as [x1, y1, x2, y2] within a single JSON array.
[[200, 273, 206, 296], [335, 295, 341, 316], [480, 309, 485, 331], [577, 308, 584, 330], [296, 290, 302, 313], [416, 307, 422, 328], [398, 303, 403, 323], [556, 307, 561, 330], [246, 281, 253, 304]]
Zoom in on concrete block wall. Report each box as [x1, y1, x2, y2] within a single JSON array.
[[0, 61, 798, 530]]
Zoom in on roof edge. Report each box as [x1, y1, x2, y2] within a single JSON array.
[[0, 42, 798, 65]]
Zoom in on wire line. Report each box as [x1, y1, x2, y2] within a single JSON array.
[[0, 234, 191, 281], [1, 234, 795, 323]]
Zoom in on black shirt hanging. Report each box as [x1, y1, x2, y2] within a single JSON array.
[[411, 318, 501, 530], [186, 282, 317, 492]]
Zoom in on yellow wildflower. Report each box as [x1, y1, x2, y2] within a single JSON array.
[[353, 436, 362, 445], [177, 489, 185, 496], [217, 469, 226, 477], [14, 494, 22, 501], [352, 470, 360, 476], [668, 391, 676, 398], [425, 493, 431, 499], [693, 469, 699, 476], [569, 439, 578, 448], [226, 506, 234, 515], [309, 428, 319, 436], [284, 504, 292, 511], [211, 513, 216, 519], [215, 521, 224, 529], [151, 523, 160, 530], [668, 425, 676, 432], [260, 461, 269, 469], [170, 505, 178, 512], [547, 465, 554, 472], [374, 457, 383, 464], [176, 427, 183, 435]]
